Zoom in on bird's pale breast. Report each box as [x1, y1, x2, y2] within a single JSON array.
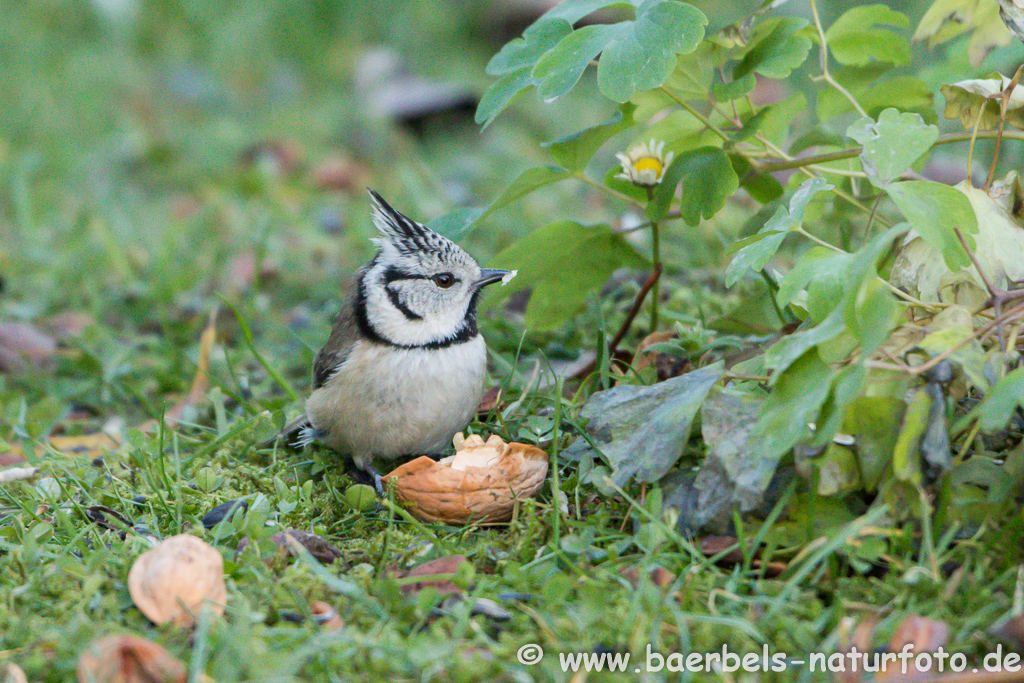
[[305, 336, 487, 466]]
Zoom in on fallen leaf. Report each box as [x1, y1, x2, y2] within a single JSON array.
[[76, 634, 189, 683], [631, 331, 689, 382], [563, 363, 723, 486], [42, 310, 94, 340], [620, 565, 676, 589], [891, 172, 1024, 304], [0, 320, 57, 372], [310, 601, 345, 629], [691, 388, 783, 531], [128, 534, 227, 628], [878, 614, 949, 679], [237, 529, 344, 565], [311, 155, 370, 192], [390, 555, 470, 597]]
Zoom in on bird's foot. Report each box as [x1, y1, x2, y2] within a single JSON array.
[[344, 458, 385, 497]]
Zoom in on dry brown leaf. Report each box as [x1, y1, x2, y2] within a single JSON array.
[[877, 614, 949, 680], [631, 331, 689, 382], [76, 634, 188, 683], [137, 311, 216, 433], [0, 321, 57, 372], [620, 565, 677, 589], [42, 311, 94, 340], [127, 535, 227, 628], [390, 555, 469, 597], [311, 155, 370, 192], [310, 601, 345, 629]]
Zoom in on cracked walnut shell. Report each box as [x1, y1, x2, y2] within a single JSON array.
[[127, 534, 227, 628], [382, 434, 548, 524]]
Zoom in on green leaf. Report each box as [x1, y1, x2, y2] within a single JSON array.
[[970, 367, 1024, 431], [544, 106, 635, 172], [725, 176, 834, 287], [724, 225, 787, 288], [846, 108, 938, 187], [712, 73, 756, 102], [751, 351, 834, 462], [824, 5, 910, 67], [534, 24, 616, 102], [763, 308, 845, 380], [776, 247, 849, 308], [892, 388, 930, 486], [595, 0, 708, 103], [563, 363, 724, 486], [730, 154, 784, 204], [481, 166, 573, 220], [478, 18, 575, 126], [648, 147, 738, 224], [843, 396, 905, 489], [486, 18, 574, 75], [532, 0, 707, 104], [733, 17, 812, 80], [476, 68, 536, 127], [427, 207, 485, 240], [885, 180, 977, 271], [487, 221, 648, 330]]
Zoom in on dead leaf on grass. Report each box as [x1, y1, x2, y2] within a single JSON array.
[[77, 634, 190, 683], [0, 320, 57, 372]]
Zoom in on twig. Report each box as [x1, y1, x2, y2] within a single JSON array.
[[986, 63, 1024, 191], [570, 264, 664, 382]]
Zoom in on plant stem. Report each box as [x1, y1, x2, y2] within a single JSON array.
[[647, 186, 661, 331]]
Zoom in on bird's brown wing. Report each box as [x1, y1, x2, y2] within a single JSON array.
[[312, 278, 362, 389]]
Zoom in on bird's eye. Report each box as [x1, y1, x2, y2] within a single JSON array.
[[433, 273, 455, 288]]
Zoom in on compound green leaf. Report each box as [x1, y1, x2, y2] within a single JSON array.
[[825, 5, 910, 66], [595, 0, 707, 103], [885, 180, 977, 271], [534, 24, 617, 102], [481, 166, 573, 219], [487, 221, 648, 330], [486, 18, 574, 75], [733, 17, 812, 80], [649, 146, 738, 224], [846, 108, 938, 187], [476, 68, 536, 127], [544, 106, 635, 171], [725, 176, 834, 287]]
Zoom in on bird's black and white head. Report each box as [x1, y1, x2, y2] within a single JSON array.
[[357, 191, 508, 349]]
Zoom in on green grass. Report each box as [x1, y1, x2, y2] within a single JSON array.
[[2, 1, 1023, 682]]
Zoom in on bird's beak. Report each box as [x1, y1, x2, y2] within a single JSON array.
[[474, 268, 511, 289]]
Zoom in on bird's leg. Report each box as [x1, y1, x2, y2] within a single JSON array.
[[344, 458, 385, 496]]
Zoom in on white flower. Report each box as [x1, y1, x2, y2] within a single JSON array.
[[615, 139, 675, 187]]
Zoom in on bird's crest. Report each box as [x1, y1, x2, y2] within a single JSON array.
[[368, 190, 458, 260]]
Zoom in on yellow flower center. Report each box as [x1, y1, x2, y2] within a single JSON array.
[[633, 157, 663, 176]]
